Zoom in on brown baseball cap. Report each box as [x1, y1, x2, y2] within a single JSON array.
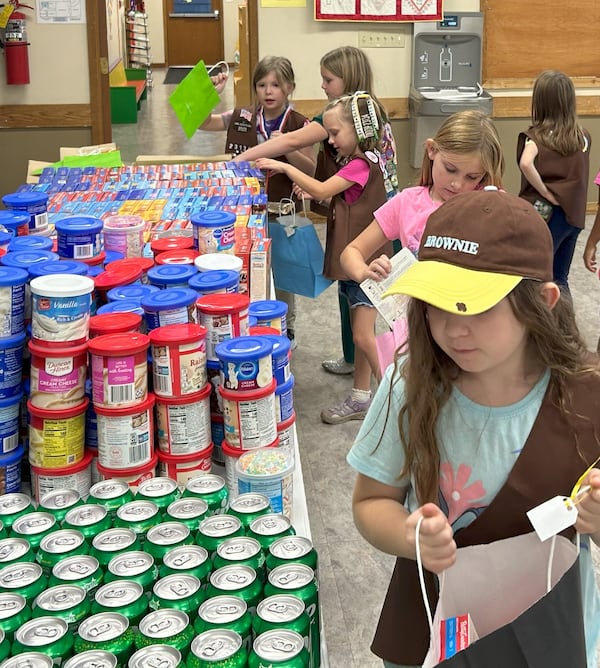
[[383, 187, 553, 314]]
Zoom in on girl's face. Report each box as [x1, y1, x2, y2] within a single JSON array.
[[255, 71, 291, 116], [320, 67, 345, 100], [426, 298, 528, 381], [323, 106, 358, 159], [427, 144, 486, 203]]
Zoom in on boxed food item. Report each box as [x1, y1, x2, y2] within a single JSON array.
[[250, 238, 271, 302]]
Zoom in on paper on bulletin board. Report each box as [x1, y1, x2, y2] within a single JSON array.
[[37, 0, 86, 24], [169, 60, 221, 140], [261, 0, 306, 7]]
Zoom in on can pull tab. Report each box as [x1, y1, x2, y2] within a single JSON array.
[[168, 583, 190, 596], [124, 558, 146, 568], [271, 639, 294, 653], [215, 605, 238, 614], [158, 527, 176, 538], [265, 602, 288, 615], [69, 563, 90, 574], [213, 521, 234, 531], [0, 601, 17, 611], [225, 574, 247, 584], [35, 626, 59, 639], [149, 619, 172, 633], [203, 640, 224, 657], [224, 544, 245, 555], [147, 658, 169, 668], [105, 588, 126, 599], [173, 554, 192, 567], [277, 573, 299, 585], [89, 622, 111, 638]]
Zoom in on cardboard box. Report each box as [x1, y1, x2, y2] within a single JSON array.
[[236, 241, 252, 295], [250, 238, 271, 302], [439, 614, 478, 661]]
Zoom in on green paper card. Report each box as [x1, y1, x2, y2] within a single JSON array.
[[30, 150, 123, 176], [169, 60, 221, 140]]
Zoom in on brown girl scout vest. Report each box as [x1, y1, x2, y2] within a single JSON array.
[[324, 153, 391, 281], [371, 369, 600, 666], [225, 106, 308, 204]]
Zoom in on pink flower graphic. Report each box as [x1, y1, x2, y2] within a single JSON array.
[[440, 462, 486, 524]]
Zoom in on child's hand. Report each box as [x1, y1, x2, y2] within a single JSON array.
[[583, 241, 598, 273], [255, 158, 286, 174], [211, 72, 228, 95], [407, 503, 456, 574], [365, 255, 393, 282], [574, 469, 600, 539], [292, 184, 313, 200]]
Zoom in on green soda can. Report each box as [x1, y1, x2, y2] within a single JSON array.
[[0, 493, 34, 530], [48, 554, 103, 597], [0, 537, 34, 567], [62, 504, 112, 541], [159, 545, 212, 585], [10, 512, 57, 551], [183, 475, 228, 516], [253, 596, 310, 666], [135, 609, 194, 658], [213, 537, 266, 583], [248, 514, 295, 553], [145, 522, 193, 563], [149, 574, 204, 615], [0, 592, 31, 641], [195, 596, 252, 653], [266, 537, 318, 579], [129, 644, 182, 668], [36, 529, 89, 574], [206, 564, 262, 613], [114, 501, 162, 545], [196, 515, 244, 558], [93, 581, 149, 628], [64, 650, 118, 668], [249, 629, 309, 668], [187, 629, 246, 668], [0, 562, 47, 605], [1, 653, 53, 668], [0, 521, 6, 541], [264, 565, 319, 668], [12, 616, 74, 663], [75, 613, 135, 668], [166, 498, 209, 532], [105, 551, 159, 593], [136, 478, 181, 513], [0, 629, 8, 663], [88, 480, 135, 516], [32, 584, 90, 632], [228, 494, 271, 530], [38, 489, 83, 524], [90, 528, 141, 569]]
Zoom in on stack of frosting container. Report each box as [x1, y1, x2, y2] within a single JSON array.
[[215, 335, 279, 499], [0, 261, 28, 494], [27, 272, 95, 500], [148, 322, 214, 484], [88, 329, 156, 489]]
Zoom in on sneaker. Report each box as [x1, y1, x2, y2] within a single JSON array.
[[321, 357, 354, 375], [320, 395, 371, 425], [287, 329, 297, 351]]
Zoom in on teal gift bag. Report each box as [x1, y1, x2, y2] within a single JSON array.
[[268, 200, 333, 299]]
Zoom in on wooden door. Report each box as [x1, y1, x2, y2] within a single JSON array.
[[164, 0, 224, 67]]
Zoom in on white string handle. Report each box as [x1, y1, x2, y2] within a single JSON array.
[[415, 515, 434, 633], [208, 61, 230, 78]]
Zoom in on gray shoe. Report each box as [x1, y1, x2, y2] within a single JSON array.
[[321, 395, 371, 424], [321, 357, 354, 375]]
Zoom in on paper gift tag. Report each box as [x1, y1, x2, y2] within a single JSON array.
[[527, 496, 578, 542]]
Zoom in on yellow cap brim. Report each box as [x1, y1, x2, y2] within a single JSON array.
[[382, 260, 522, 315]]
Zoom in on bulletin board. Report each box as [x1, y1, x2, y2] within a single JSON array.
[[483, 0, 600, 82], [315, 0, 442, 22]]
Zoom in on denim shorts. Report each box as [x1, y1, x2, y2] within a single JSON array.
[[339, 279, 374, 309]]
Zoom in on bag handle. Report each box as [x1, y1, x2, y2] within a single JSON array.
[[414, 515, 577, 635]]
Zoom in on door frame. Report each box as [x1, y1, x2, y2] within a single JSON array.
[[87, 0, 111, 144]]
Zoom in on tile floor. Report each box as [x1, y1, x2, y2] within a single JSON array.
[[113, 70, 600, 667]]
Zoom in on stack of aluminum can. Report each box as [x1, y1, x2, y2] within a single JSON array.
[[0, 472, 320, 668]]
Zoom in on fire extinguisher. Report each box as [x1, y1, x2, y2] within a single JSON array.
[[1, 2, 34, 85]]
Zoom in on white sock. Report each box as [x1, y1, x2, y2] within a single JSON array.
[[351, 388, 371, 402]]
